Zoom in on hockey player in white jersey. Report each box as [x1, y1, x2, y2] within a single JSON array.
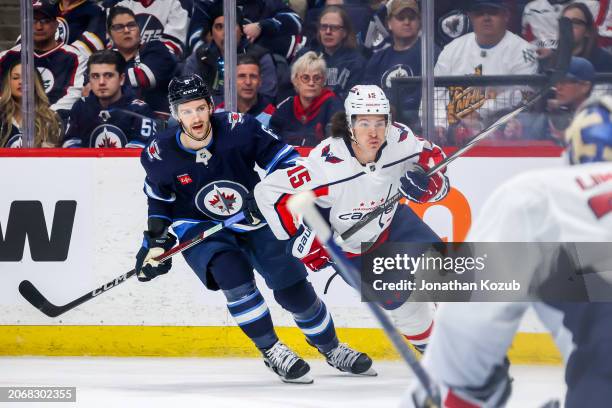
[[402, 96, 612, 408], [252, 85, 449, 352]]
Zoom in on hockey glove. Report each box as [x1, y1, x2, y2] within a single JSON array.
[[243, 192, 264, 226], [399, 164, 444, 203], [135, 231, 177, 282], [288, 226, 331, 272]]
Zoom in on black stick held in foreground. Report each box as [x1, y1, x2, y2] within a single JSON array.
[[18, 213, 245, 318]]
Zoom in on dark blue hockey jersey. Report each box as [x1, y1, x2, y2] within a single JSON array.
[[119, 40, 178, 113], [0, 119, 22, 148], [188, 0, 302, 56], [63, 89, 156, 148], [141, 112, 299, 238], [364, 39, 440, 112], [0, 43, 87, 119], [57, 0, 106, 56]]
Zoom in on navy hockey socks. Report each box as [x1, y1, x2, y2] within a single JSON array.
[[225, 282, 278, 350], [274, 280, 338, 353]]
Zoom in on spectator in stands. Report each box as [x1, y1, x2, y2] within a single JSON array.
[[270, 51, 342, 146], [303, 0, 373, 49], [433, 0, 537, 146], [63, 50, 156, 148], [364, 0, 440, 127], [215, 55, 276, 127], [0, 60, 63, 148], [519, 56, 596, 144], [57, 0, 107, 56], [182, 6, 278, 105], [562, 3, 612, 72], [296, 5, 365, 101], [0, 0, 86, 123], [103, 0, 189, 57], [187, 0, 303, 59], [107, 6, 177, 113]]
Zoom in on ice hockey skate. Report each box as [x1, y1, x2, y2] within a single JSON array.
[[261, 341, 313, 384], [323, 343, 377, 376]]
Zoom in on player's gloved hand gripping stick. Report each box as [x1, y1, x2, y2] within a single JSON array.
[[18, 212, 246, 317], [340, 17, 573, 242], [288, 191, 441, 408]]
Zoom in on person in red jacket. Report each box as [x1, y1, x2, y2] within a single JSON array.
[[270, 51, 342, 147]]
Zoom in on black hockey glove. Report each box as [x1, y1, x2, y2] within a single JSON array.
[[134, 231, 177, 282], [243, 192, 264, 226]]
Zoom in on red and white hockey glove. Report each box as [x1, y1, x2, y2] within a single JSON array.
[[399, 163, 446, 203], [288, 226, 331, 272]]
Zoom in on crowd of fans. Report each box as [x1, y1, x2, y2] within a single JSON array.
[[0, 0, 611, 148]]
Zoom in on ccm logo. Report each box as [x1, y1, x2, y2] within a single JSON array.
[[92, 274, 129, 297]]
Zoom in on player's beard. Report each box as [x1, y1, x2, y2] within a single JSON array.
[[183, 120, 212, 142]]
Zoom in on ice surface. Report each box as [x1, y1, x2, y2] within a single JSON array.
[[0, 357, 565, 407]]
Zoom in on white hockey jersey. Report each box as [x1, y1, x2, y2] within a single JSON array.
[[117, 0, 189, 56], [433, 31, 538, 128], [254, 123, 449, 254], [468, 161, 612, 242], [413, 162, 612, 400]]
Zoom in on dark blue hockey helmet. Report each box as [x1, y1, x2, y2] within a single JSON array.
[[168, 74, 213, 117]]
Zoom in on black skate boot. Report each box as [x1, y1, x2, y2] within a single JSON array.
[[261, 341, 313, 384], [323, 343, 377, 376]]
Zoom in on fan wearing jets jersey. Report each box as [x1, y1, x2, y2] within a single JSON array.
[[135, 74, 374, 384], [252, 85, 449, 352]]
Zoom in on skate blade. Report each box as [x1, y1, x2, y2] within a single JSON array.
[[355, 367, 377, 377], [281, 372, 314, 384]]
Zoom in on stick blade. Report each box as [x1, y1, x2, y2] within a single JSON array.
[[18, 280, 61, 318]]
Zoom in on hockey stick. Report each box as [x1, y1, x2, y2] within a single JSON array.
[[340, 17, 574, 242], [288, 191, 440, 407], [18, 212, 246, 318]]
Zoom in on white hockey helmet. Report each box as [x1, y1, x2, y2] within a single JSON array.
[[344, 85, 391, 143]]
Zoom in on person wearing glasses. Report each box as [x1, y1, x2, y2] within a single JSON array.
[[562, 3, 612, 73], [364, 0, 440, 129], [107, 6, 177, 113], [294, 5, 365, 100], [0, 0, 87, 124], [270, 51, 342, 147]]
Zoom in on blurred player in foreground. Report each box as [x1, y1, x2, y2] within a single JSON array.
[[402, 96, 612, 407]]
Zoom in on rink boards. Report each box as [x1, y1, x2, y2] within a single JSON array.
[[0, 147, 564, 363]]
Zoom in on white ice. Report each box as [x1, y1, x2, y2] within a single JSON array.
[[0, 357, 565, 407]]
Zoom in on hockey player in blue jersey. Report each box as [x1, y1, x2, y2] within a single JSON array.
[[63, 50, 157, 148], [135, 74, 375, 384]]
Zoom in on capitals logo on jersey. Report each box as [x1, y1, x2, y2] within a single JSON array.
[[195, 180, 249, 220], [90, 124, 128, 148], [321, 144, 343, 163]]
